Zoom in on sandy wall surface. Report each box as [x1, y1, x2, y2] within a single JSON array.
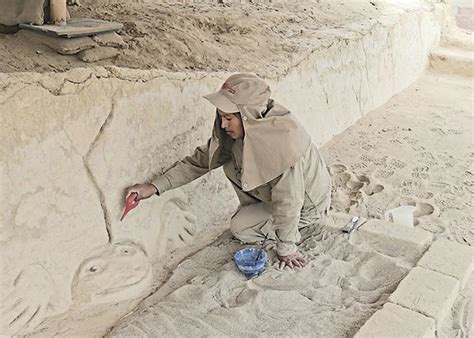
[[0, 69, 239, 336], [0, 1, 447, 337]]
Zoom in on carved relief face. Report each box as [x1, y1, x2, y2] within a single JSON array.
[[72, 243, 152, 305]]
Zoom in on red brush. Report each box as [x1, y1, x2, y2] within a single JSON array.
[[120, 193, 140, 221]]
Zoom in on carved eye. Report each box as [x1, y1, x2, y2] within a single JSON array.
[[120, 247, 136, 255], [88, 266, 98, 273]]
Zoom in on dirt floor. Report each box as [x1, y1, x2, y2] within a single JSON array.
[[0, 0, 381, 75]]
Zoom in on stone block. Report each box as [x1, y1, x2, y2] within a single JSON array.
[[357, 219, 433, 262], [355, 302, 435, 338], [78, 46, 120, 62], [92, 32, 126, 48], [326, 215, 433, 262], [389, 267, 459, 328], [17, 29, 97, 55], [417, 238, 474, 289]]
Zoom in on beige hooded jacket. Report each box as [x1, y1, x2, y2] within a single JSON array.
[[153, 74, 331, 255]]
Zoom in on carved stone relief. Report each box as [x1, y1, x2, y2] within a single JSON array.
[[155, 189, 198, 257], [1, 265, 58, 336], [71, 242, 153, 305]]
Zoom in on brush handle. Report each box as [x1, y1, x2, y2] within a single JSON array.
[[255, 249, 262, 261], [254, 233, 269, 261]]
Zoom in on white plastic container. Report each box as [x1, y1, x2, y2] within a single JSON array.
[[384, 206, 416, 226]]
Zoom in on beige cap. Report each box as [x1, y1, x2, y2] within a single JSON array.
[[203, 73, 271, 113], [203, 91, 239, 113]]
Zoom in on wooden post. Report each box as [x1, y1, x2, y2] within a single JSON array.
[[50, 0, 67, 26]]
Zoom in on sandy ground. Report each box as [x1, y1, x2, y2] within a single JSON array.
[[0, 0, 382, 75], [105, 69, 473, 337], [324, 72, 473, 246], [455, 7, 474, 31]]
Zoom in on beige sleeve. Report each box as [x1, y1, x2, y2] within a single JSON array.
[[269, 160, 305, 256], [152, 139, 228, 195]]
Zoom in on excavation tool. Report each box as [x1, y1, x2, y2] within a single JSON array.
[[120, 193, 140, 221], [342, 216, 367, 234], [255, 233, 269, 261]]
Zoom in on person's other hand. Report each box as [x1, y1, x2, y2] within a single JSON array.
[[278, 251, 306, 270], [125, 183, 157, 201]]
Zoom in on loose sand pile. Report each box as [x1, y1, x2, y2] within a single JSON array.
[[106, 69, 473, 337], [1, 0, 382, 75]]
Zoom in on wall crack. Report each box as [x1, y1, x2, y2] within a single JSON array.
[[83, 90, 119, 243]]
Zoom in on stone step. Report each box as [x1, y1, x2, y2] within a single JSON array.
[[417, 238, 474, 289], [430, 47, 474, 76], [355, 302, 435, 338], [388, 266, 460, 330], [326, 215, 433, 263]]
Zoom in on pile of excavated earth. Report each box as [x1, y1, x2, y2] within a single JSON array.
[[1, 0, 382, 75], [0, 0, 472, 337]]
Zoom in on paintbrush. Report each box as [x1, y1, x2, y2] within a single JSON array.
[[255, 233, 269, 261]]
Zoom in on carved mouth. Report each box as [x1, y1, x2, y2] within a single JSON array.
[[94, 264, 152, 299]]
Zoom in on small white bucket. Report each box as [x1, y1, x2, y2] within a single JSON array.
[[384, 205, 416, 226]]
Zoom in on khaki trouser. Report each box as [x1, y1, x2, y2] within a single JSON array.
[[230, 193, 319, 245]]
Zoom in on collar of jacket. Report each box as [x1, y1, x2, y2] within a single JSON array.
[[209, 99, 311, 191]]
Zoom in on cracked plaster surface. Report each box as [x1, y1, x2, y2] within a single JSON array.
[[0, 126, 109, 321], [83, 72, 237, 255], [272, 10, 439, 146]]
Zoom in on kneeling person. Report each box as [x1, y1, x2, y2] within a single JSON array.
[[125, 73, 331, 269]]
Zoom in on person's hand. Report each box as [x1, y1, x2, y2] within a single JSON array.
[[125, 183, 157, 201], [278, 251, 306, 270]]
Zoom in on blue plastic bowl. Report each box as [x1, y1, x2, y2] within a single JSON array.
[[234, 247, 267, 278]]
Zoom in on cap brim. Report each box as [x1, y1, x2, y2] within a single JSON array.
[[203, 92, 239, 113]]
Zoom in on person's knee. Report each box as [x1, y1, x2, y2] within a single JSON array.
[[229, 217, 245, 239], [229, 203, 272, 241]]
